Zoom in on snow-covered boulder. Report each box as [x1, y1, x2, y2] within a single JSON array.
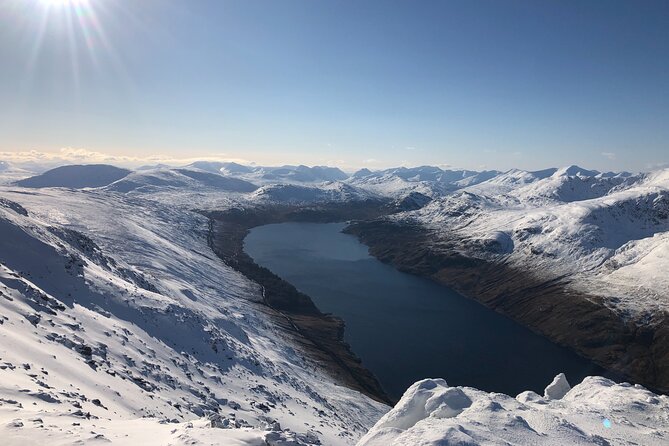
[[544, 372, 571, 399]]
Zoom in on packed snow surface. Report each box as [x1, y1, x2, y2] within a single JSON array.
[[0, 186, 386, 445], [359, 376, 669, 446]]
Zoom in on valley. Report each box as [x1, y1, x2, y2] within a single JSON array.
[[244, 221, 610, 401], [0, 162, 668, 445], [345, 219, 668, 393], [206, 203, 393, 404]]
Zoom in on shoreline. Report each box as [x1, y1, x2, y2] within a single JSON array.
[[205, 201, 668, 401], [205, 202, 394, 405], [343, 218, 669, 394]]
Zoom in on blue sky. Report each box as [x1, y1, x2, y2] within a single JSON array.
[[0, 0, 668, 171]]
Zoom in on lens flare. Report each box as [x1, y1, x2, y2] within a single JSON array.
[[39, 0, 89, 6], [16, 0, 143, 102]]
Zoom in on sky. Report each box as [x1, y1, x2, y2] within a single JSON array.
[[0, 0, 668, 172]]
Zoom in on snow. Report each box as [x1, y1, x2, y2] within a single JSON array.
[[15, 165, 131, 189], [544, 373, 571, 400], [0, 185, 387, 445], [0, 161, 33, 185], [408, 166, 669, 317], [106, 167, 257, 194], [347, 166, 501, 198], [250, 181, 375, 204], [1, 163, 668, 445], [215, 163, 349, 184], [0, 411, 296, 445], [359, 376, 669, 446]]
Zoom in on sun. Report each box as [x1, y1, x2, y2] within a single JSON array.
[[25, 0, 108, 88]]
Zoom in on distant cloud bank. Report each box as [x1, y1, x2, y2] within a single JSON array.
[[0, 148, 250, 173]]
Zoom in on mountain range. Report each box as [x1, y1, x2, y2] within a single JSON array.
[[0, 161, 667, 445]]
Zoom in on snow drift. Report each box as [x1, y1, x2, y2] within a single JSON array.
[[358, 375, 669, 446]]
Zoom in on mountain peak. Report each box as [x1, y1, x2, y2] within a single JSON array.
[[555, 165, 599, 177], [15, 164, 132, 189]]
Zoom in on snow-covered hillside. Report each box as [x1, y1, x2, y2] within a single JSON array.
[[407, 166, 669, 317], [106, 167, 258, 194], [359, 375, 669, 446], [0, 186, 386, 445], [15, 165, 131, 189], [181, 162, 502, 199], [2, 163, 668, 445], [190, 162, 349, 184], [0, 161, 34, 185], [250, 182, 377, 204], [347, 166, 500, 198]]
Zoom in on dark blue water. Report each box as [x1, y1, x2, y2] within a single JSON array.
[[244, 222, 606, 400]]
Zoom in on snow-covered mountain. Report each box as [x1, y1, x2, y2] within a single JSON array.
[[0, 186, 386, 445], [0, 161, 33, 185], [347, 166, 500, 198], [16, 164, 130, 189], [1, 163, 668, 445], [250, 181, 376, 204], [184, 162, 503, 198], [193, 162, 350, 184], [408, 166, 669, 316], [107, 167, 258, 194], [15, 164, 132, 189]]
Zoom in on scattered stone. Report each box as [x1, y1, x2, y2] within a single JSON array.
[[7, 419, 24, 428], [91, 399, 108, 410]]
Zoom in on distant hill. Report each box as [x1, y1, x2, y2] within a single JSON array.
[[173, 169, 258, 192], [261, 165, 349, 182], [106, 167, 259, 193], [15, 164, 132, 189], [196, 161, 350, 183]]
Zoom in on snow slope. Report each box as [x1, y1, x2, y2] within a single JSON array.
[[409, 166, 669, 317], [0, 186, 386, 445], [15, 165, 131, 189], [250, 181, 377, 204], [2, 164, 669, 445], [0, 161, 33, 185], [106, 167, 258, 194], [197, 162, 502, 198], [359, 375, 669, 446], [348, 166, 500, 198], [215, 163, 349, 184]]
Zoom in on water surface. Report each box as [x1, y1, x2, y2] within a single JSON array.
[[244, 222, 606, 400]]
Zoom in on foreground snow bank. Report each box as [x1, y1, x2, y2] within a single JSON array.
[[358, 375, 669, 446], [0, 410, 317, 446]]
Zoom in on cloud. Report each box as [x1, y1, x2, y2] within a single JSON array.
[[601, 152, 617, 160], [0, 148, 250, 172], [646, 161, 669, 170], [363, 158, 378, 164], [405, 146, 418, 151]]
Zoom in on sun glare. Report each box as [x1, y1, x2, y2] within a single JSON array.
[[39, 0, 89, 6], [21, 0, 133, 96]]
